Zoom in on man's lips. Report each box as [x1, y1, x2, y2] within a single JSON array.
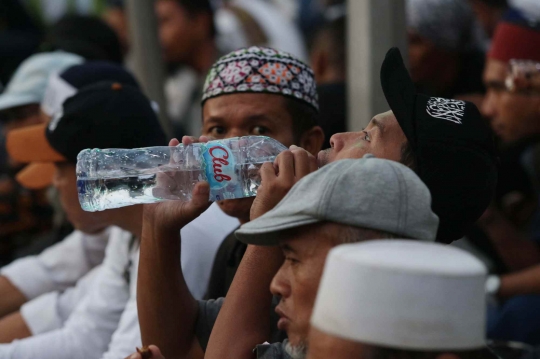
[[275, 306, 291, 331]]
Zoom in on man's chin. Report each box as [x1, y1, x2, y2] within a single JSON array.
[[284, 339, 307, 359]]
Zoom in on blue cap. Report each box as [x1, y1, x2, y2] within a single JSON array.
[[0, 52, 84, 112]]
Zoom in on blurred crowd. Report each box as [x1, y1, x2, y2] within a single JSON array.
[[0, 0, 539, 358]]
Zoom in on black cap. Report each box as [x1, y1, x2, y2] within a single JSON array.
[[380, 47, 498, 243], [46, 81, 166, 163]]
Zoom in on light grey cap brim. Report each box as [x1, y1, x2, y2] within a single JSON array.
[[235, 157, 439, 247], [236, 214, 321, 246], [0, 93, 40, 112]]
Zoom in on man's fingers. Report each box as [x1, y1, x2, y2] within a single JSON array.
[[181, 136, 199, 146], [275, 150, 294, 180], [191, 182, 211, 208], [199, 135, 213, 143], [260, 162, 277, 182], [291, 148, 309, 178], [168, 138, 180, 147]]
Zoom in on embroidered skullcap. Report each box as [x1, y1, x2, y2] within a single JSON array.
[[202, 46, 319, 111], [406, 0, 475, 52]]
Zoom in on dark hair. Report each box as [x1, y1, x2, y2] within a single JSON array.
[[370, 346, 493, 359], [283, 97, 319, 143], [176, 0, 216, 38], [46, 15, 123, 64], [400, 141, 418, 172]]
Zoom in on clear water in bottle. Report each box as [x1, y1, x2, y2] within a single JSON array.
[[77, 136, 287, 212]]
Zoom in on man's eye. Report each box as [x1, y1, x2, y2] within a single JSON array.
[[486, 82, 507, 93], [285, 256, 299, 265], [209, 126, 226, 136], [363, 131, 371, 142], [252, 126, 269, 135]]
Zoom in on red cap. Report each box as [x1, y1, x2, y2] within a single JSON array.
[[488, 22, 540, 63]]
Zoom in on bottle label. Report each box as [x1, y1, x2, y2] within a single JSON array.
[[203, 142, 242, 201]]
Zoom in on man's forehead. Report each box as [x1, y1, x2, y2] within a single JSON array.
[[483, 59, 507, 82], [369, 111, 399, 130], [277, 223, 342, 252], [203, 93, 287, 116]]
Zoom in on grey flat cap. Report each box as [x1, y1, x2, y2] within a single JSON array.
[[236, 156, 439, 245]]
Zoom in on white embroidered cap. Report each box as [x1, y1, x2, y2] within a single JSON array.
[[311, 240, 488, 351]]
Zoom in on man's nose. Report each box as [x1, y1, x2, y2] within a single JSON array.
[[481, 92, 497, 121], [329, 133, 345, 151], [270, 265, 291, 298], [228, 129, 247, 138]]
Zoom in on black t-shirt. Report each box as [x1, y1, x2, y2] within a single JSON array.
[[204, 228, 243, 299]]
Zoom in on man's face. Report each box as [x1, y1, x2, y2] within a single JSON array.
[[156, 0, 203, 65], [270, 223, 341, 350], [318, 111, 407, 167], [1, 104, 47, 168], [202, 93, 296, 221], [482, 58, 540, 143], [53, 163, 109, 234]]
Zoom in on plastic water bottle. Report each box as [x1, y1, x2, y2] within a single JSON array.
[[77, 136, 288, 212]]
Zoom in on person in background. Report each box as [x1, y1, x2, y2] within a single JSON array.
[[309, 16, 346, 148], [0, 62, 141, 343], [156, 0, 217, 137], [102, 0, 130, 57], [307, 241, 491, 359], [0, 82, 165, 359], [0, 61, 239, 355], [0, 52, 83, 265], [44, 14, 124, 64], [469, 0, 509, 38], [478, 14, 540, 345], [159, 0, 309, 138], [406, 0, 486, 105]]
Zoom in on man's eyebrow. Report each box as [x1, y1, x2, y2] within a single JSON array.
[[203, 116, 224, 125], [372, 117, 385, 133]]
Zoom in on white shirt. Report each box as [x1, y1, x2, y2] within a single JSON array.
[[0, 227, 135, 359], [0, 204, 239, 359], [1, 229, 109, 300]]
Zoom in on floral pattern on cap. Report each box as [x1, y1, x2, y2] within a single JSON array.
[[202, 46, 319, 111]]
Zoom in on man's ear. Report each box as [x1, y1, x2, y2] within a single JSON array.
[[298, 126, 325, 156]]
